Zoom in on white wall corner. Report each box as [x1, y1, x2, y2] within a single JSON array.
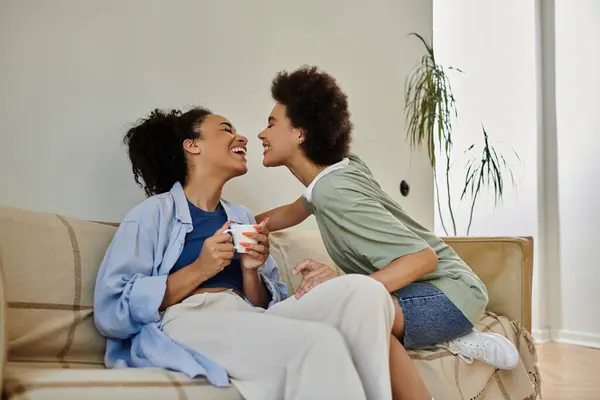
[[532, 328, 552, 344], [534, 0, 562, 334]]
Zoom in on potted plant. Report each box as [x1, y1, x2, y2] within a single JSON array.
[[404, 33, 518, 236]]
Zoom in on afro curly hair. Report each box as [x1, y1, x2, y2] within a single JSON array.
[[271, 66, 352, 165]]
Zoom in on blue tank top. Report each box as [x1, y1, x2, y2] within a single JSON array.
[[170, 201, 243, 292]]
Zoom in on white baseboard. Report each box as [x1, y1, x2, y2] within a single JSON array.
[[532, 328, 600, 348], [532, 328, 551, 344], [552, 329, 600, 349]]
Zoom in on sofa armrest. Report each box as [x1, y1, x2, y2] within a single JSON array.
[[442, 237, 533, 331], [0, 249, 7, 393]]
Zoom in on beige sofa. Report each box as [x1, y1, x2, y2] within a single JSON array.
[[0, 206, 540, 399]]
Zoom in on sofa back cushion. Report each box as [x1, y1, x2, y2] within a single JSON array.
[[0, 207, 112, 364], [268, 230, 341, 294]]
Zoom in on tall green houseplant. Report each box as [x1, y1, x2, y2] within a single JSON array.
[[404, 33, 517, 236]]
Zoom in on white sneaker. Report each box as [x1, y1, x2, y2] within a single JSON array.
[[437, 330, 520, 369]]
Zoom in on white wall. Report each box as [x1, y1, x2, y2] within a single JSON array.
[[554, 0, 600, 345], [433, 1, 540, 328], [432, 0, 537, 238], [0, 0, 433, 229]]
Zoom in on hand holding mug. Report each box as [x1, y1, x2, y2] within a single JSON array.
[[195, 221, 235, 277], [236, 218, 271, 271]]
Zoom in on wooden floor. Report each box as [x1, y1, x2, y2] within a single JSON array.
[[537, 343, 600, 399]]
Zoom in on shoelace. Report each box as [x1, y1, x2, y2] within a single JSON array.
[[436, 338, 488, 365]]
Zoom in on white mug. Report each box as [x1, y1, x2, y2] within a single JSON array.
[[223, 224, 257, 253]]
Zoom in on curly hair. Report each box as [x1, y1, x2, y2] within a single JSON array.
[[123, 107, 212, 197], [271, 66, 352, 165]]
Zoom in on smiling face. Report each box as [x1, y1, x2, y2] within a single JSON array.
[[258, 103, 304, 167], [185, 114, 248, 178]]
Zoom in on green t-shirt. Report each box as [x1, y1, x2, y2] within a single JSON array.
[[302, 154, 489, 325]]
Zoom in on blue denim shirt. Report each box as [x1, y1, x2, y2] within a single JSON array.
[[93, 182, 288, 386]]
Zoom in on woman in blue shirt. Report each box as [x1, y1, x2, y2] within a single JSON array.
[[94, 107, 398, 400]]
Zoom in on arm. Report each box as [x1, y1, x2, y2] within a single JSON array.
[[160, 221, 234, 309], [93, 220, 166, 339], [256, 197, 310, 232], [94, 219, 233, 339], [239, 214, 288, 306], [160, 261, 214, 310], [240, 219, 277, 308], [292, 190, 436, 296], [339, 197, 437, 292], [293, 250, 438, 298], [369, 248, 438, 292], [241, 269, 271, 308]]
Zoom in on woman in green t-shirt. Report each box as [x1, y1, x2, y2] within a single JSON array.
[[256, 66, 520, 400]]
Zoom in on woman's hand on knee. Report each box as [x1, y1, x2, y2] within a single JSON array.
[[293, 259, 339, 299]]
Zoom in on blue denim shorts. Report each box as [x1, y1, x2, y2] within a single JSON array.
[[393, 281, 473, 349]]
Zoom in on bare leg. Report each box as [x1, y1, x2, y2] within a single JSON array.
[[389, 296, 431, 400]]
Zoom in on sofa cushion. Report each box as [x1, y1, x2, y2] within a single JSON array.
[[0, 207, 112, 364], [3, 312, 539, 400], [409, 312, 539, 400], [4, 362, 241, 400]]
